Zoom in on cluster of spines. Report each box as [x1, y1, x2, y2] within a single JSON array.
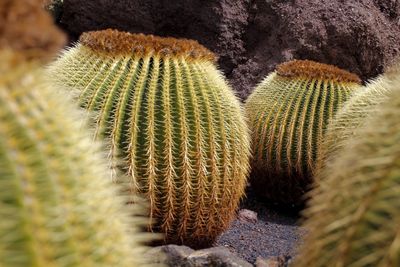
[[245, 60, 361, 204], [48, 29, 250, 247], [294, 78, 400, 267], [0, 52, 155, 266]]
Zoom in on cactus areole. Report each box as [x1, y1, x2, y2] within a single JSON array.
[[49, 29, 250, 247], [245, 60, 361, 206]]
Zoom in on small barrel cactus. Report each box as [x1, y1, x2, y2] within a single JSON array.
[[245, 60, 361, 205], [48, 29, 250, 247], [315, 65, 398, 177], [293, 77, 400, 267]]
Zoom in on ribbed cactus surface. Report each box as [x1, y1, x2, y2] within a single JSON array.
[[315, 70, 395, 177], [245, 60, 361, 205], [0, 51, 153, 267], [49, 29, 250, 247], [294, 78, 400, 267]]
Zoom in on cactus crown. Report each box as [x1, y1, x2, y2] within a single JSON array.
[[277, 60, 361, 83], [0, 0, 65, 61], [80, 29, 216, 61]]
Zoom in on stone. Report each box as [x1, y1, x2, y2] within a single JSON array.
[[59, 0, 400, 99], [147, 245, 252, 267], [189, 247, 253, 267], [238, 209, 258, 223], [255, 256, 288, 267]]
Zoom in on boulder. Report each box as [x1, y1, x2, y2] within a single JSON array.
[[60, 0, 400, 99]]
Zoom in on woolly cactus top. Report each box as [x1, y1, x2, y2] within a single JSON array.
[[277, 60, 361, 84], [0, 0, 66, 61], [79, 29, 216, 61]]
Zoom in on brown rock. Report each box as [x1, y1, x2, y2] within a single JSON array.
[[59, 0, 400, 99], [238, 209, 258, 223]]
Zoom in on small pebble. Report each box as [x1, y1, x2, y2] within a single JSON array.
[[238, 209, 258, 223]]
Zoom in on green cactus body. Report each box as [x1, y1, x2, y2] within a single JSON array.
[[315, 71, 395, 177], [293, 77, 400, 267], [48, 29, 250, 247], [245, 60, 361, 205], [0, 50, 154, 267]]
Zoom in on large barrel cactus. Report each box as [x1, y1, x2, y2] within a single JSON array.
[[315, 66, 398, 176], [294, 77, 400, 267], [245, 60, 361, 205], [49, 29, 250, 247]]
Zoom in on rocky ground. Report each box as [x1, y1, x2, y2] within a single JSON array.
[[148, 188, 305, 266], [215, 188, 304, 265]]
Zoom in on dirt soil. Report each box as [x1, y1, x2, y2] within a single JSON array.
[[215, 188, 306, 264]]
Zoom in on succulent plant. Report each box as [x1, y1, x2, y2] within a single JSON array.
[[245, 60, 361, 205], [0, 2, 157, 266], [293, 76, 400, 267], [48, 29, 250, 247], [315, 66, 398, 177]]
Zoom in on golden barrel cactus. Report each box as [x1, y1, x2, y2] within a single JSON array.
[[245, 60, 361, 205], [49, 29, 250, 247], [293, 77, 400, 267]]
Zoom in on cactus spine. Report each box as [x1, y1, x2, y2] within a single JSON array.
[[294, 77, 400, 267], [245, 60, 361, 205], [49, 29, 250, 247]]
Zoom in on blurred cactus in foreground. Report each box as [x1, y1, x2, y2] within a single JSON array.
[[0, 1, 158, 266]]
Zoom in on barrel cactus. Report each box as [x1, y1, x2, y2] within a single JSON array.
[[293, 77, 400, 267], [245, 60, 361, 205], [315, 65, 398, 177], [48, 29, 250, 247]]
